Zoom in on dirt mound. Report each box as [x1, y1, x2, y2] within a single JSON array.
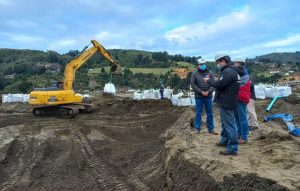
[[165, 107, 299, 190], [0, 97, 185, 190]]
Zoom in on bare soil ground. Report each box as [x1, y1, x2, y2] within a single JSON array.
[[0, 96, 185, 191], [165, 98, 300, 191], [0, 94, 299, 191]]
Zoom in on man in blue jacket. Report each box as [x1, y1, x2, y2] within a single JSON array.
[[191, 58, 216, 134], [204, 54, 240, 156]]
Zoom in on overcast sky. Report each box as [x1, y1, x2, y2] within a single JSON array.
[[1, 0, 300, 60]]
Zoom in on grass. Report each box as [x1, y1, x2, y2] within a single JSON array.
[[87, 61, 196, 75], [176, 61, 194, 68], [129, 68, 169, 74], [88, 67, 170, 75]]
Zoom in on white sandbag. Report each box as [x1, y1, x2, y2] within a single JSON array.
[[177, 97, 192, 106], [254, 84, 266, 99], [2, 94, 12, 103], [22, 94, 29, 102], [133, 91, 144, 100], [190, 95, 196, 106], [163, 88, 173, 99], [12, 94, 23, 102], [171, 92, 183, 106], [264, 85, 276, 98], [277, 85, 292, 97], [104, 82, 116, 95], [143, 89, 158, 99]]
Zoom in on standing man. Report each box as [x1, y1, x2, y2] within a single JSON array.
[[233, 58, 251, 144], [204, 54, 240, 156], [190, 58, 216, 134], [159, 80, 164, 100]]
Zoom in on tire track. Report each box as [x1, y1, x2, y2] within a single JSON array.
[[71, 122, 131, 191]]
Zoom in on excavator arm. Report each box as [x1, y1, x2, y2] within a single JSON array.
[[63, 40, 119, 90]]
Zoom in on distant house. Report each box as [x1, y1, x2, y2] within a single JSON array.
[[45, 63, 61, 74], [269, 69, 280, 74], [4, 74, 15, 79], [172, 68, 189, 79]]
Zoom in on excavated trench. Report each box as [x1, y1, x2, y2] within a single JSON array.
[[0, 96, 290, 190]]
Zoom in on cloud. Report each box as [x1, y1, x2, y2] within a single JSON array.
[[47, 39, 77, 51], [6, 33, 44, 44], [165, 7, 251, 43], [264, 34, 300, 48]]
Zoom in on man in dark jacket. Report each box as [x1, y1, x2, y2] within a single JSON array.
[[159, 81, 164, 100], [191, 58, 216, 134], [204, 54, 239, 156]]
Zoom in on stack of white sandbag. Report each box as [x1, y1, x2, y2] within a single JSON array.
[[143, 89, 160, 99], [133, 88, 173, 100], [254, 83, 292, 99], [2, 94, 29, 103]]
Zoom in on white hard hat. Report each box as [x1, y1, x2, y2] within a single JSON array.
[[234, 57, 245, 63], [197, 58, 205, 64], [215, 53, 228, 61]]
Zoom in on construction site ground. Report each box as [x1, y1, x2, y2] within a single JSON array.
[[0, 94, 299, 191]]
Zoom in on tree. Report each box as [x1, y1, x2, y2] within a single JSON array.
[[19, 80, 33, 93], [48, 51, 60, 63], [134, 54, 144, 65]]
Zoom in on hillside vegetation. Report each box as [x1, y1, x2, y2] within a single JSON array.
[[0, 48, 299, 94], [0, 48, 197, 93]]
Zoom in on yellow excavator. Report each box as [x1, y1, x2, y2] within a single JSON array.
[[29, 40, 120, 118]]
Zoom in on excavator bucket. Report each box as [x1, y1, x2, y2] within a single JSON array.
[[110, 64, 121, 74]]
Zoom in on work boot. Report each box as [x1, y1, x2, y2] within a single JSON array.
[[209, 130, 218, 135], [215, 142, 226, 147], [249, 126, 258, 131], [238, 139, 248, 144], [219, 151, 237, 156]]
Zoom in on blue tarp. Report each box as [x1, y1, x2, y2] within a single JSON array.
[[264, 113, 300, 136]]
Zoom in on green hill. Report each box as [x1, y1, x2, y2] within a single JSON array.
[[251, 52, 300, 64]]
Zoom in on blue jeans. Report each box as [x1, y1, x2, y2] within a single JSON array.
[[235, 102, 249, 141], [194, 97, 214, 132], [219, 107, 238, 154], [160, 91, 164, 100]]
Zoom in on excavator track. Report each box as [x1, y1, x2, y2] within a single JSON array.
[[32, 103, 93, 118]]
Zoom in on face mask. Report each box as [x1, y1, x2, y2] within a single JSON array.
[[198, 64, 206, 70], [217, 64, 221, 70]]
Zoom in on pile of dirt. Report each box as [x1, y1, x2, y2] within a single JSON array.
[[165, 106, 300, 191]]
